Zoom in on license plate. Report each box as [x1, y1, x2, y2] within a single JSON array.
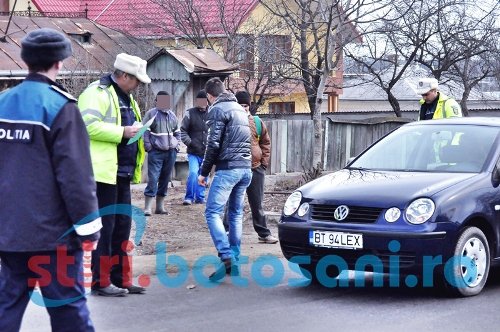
[[309, 230, 363, 249]]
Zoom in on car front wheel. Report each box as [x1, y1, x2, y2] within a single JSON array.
[[444, 226, 490, 297]]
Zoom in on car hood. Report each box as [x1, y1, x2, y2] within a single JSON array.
[[299, 169, 478, 208]]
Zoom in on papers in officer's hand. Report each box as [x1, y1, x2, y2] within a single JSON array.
[[127, 114, 156, 145]]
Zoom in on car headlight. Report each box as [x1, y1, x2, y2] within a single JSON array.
[[297, 202, 310, 217], [283, 191, 302, 216], [405, 198, 435, 224], [385, 207, 401, 223]]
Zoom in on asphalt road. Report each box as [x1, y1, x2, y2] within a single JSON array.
[[21, 261, 500, 332]]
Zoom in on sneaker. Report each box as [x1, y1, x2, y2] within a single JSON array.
[[258, 235, 279, 244], [182, 199, 192, 206], [124, 284, 146, 294], [92, 285, 128, 297], [194, 199, 206, 204]]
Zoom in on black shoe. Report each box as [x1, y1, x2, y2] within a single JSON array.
[[209, 259, 239, 281], [125, 284, 146, 294], [92, 285, 128, 297]]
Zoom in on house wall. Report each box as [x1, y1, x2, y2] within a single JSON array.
[[9, 0, 30, 11], [260, 93, 328, 114], [0, 0, 7, 11]]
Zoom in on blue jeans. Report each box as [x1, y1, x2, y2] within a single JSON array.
[[205, 168, 252, 261], [184, 154, 206, 202], [144, 149, 177, 197]]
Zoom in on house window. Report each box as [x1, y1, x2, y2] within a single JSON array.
[[269, 102, 295, 114], [258, 35, 291, 76], [228, 34, 254, 79]]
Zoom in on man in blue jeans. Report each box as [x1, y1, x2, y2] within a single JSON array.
[[180, 90, 209, 205], [198, 78, 252, 281], [143, 91, 180, 215]]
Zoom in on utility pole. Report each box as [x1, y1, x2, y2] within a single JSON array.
[[0, 0, 18, 42]]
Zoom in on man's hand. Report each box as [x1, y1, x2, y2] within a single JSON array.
[[198, 175, 207, 187], [123, 125, 140, 138]]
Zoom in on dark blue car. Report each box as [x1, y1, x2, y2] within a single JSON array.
[[278, 118, 500, 296]]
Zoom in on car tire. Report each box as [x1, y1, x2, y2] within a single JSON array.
[[443, 226, 490, 297]]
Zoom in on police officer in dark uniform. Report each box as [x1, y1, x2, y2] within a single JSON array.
[[0, 28, 101, 331]]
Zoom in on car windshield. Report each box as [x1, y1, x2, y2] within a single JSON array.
[[349, 124, 499, 173]]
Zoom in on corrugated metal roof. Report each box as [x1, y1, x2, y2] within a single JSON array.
[[341, 75, 487, 101], [32, 0, 259, 39], [165, 49, 238, 74], [337, 100, 500, 113], [0, 14, 158, 73]]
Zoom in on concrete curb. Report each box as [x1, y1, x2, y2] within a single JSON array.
[[132, 240, 284, 277]]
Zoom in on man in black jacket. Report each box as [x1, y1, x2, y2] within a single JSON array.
[[180, 89, 209, 205], [197, 78, 252, 281], [0, 28, 101, 332]]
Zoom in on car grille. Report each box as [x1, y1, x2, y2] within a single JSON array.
[[310, 204, 382, 223], [280, 241, 416, 269]]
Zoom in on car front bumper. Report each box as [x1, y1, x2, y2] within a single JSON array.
[[278, 221, 453, 273]]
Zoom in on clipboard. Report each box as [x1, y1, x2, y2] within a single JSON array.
[[127, 114, 156, 145]]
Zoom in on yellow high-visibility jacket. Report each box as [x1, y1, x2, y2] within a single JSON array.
[[78, 77, 145, 184], [419, 92, 463, 120]]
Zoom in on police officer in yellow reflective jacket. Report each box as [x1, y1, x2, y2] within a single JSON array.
[[417, 77, 463, 120], [78, 53, 149, 297]]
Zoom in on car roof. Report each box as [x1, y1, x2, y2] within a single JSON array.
[[405, 117, 500, 127]]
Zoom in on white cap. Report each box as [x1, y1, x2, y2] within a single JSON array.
[[114, 53, 151, 84], [416, 77, 438, 94]]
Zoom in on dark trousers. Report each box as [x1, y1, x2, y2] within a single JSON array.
[[0, 250, 94, 332], [223, 166, 271, 237], [144, 149, 177, 197], [92, 177, 132, 288]]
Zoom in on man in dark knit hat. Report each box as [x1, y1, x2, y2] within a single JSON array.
[[0, 28, 101, 331], [223, 91, 278, 244], [180, 89, 209, 205]]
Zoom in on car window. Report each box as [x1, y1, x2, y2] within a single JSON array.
[[350, 124, 499, 172]]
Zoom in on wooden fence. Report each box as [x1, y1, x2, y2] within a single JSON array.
[[264, 117, 412, 174]]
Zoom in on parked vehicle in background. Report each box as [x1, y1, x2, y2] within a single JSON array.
[[279, 118, 500, 297]]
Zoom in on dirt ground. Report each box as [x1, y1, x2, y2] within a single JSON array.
[[130, 183, 289, 258]]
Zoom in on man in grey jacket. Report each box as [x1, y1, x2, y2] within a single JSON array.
[[143, 91, 180, 215]]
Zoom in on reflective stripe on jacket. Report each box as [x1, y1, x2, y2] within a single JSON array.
[[419, 92, 463, 120], [78, 77, 145, 184]]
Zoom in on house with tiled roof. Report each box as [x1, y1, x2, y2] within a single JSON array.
[[26, 0, 353, 115], [0, 8, 160, 113]]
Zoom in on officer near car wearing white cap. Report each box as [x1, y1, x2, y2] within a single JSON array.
[[0, 28, 102, 331], [78, 53, 151, 297], [416, 77, 462, 120]]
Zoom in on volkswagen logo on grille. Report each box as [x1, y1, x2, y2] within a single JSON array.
[[333, 205, 349, 221]]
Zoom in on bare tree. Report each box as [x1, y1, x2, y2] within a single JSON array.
[[425, 2, 500, 115], [260, 0, 392, 168], [345, 0, 499, 117], [140, 0, 294, 112], [344, 1, 445, 117]]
